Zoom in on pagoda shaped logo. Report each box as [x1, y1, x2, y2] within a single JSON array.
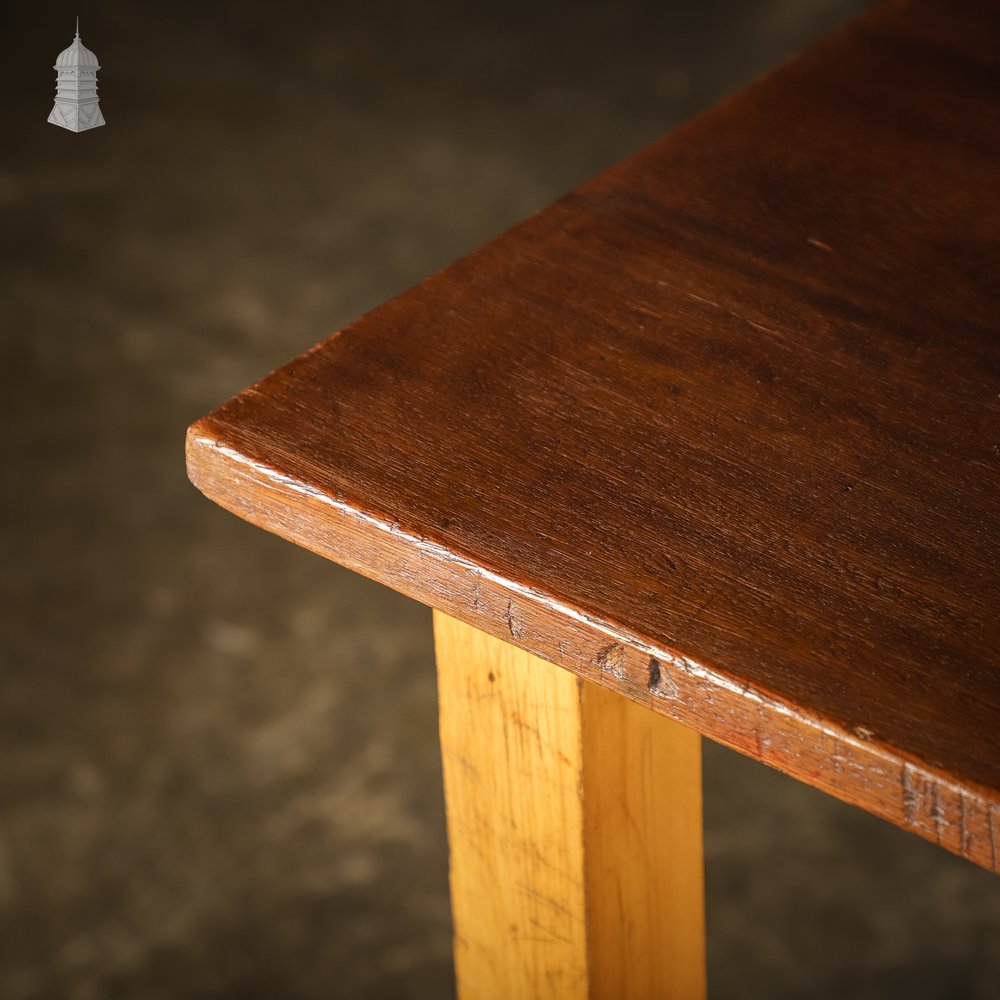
[[48, 18, 106, 132]]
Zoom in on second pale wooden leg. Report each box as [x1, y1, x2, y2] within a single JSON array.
[[434, 611, 705, 1000]]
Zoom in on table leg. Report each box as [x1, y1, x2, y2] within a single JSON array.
[[434, 611, 706, 999]]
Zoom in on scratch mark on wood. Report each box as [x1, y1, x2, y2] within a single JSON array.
[[959, 793, 968, 855], [503, 599, 526, 639], [516, 882, 574, 919], [931, 784, 944, 844], [901, 763, 918, 825], [472, 578, 487, 614]]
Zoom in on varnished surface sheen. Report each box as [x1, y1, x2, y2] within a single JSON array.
[[188, 0, 1000, 871]]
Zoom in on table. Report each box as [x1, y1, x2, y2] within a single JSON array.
[[187, 0, 1000, 994]]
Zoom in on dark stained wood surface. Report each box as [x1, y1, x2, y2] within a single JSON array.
[[187, 0, 1000, 872]]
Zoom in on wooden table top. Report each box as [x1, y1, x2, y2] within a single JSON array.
[[188, 0, 1000, 873]]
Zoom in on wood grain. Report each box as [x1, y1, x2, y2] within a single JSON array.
[[581, 656, 705, 998], [434, 611, 704, 999], [187, 0, 1000, 872]]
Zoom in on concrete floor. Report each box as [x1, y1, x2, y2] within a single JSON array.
[[2, 1, 998, 997]]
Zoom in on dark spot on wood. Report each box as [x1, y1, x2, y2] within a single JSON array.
[[488, 671, 495, 683], [901, 764, 919, 824], [648, 658, 661, 690]]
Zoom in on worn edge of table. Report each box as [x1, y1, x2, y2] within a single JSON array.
[[186, 419, 1000, 874]]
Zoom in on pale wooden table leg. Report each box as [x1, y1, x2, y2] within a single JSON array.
[[434, 611, 706, 1000]]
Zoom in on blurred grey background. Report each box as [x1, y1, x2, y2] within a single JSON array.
[[2, 1, 999, 997]]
